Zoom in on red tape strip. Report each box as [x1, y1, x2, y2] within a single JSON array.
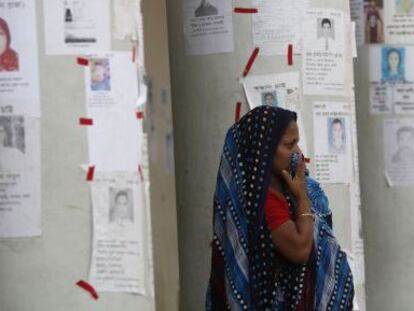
[[288, 44, 293, 66], [77, 57, 89, 66], [136, 111, 144, 119], [234, 7, 258, 13], [243, 47, 259, 77], [79, 118, 93, 126], [86, 166, 95, 181], [76, 280, 98, 300], [132, 46, 136, 63], [235, 102, 242, 122]]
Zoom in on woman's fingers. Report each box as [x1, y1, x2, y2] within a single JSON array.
[[296, 155, 306, 178], [281, 169, 293, 187]]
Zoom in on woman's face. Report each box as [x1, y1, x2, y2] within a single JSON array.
[[0, 28, 7, 55], [273, 121, 301, 175], [388, 51, 400, 72]]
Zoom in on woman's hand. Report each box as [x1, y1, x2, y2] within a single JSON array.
[[280, 155, 308, 202]]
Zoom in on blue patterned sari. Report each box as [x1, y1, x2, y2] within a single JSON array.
[[206, 106, 354, 310]]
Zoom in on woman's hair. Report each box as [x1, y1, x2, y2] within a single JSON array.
[[321, 18, 331, 27]]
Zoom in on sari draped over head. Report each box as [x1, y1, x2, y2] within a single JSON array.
[[206, 106, 354, 310], [0, 17, 18, 72]]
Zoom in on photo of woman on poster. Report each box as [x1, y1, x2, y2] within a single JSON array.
[[0, 17, 18, 72]]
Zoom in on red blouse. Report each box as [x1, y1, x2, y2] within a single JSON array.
[[265, 189, 291, 231]]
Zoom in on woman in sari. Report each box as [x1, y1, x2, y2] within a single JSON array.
[[206, 106, 354, 310]]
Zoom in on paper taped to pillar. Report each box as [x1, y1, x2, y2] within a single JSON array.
[[349, 0, 365, 46], [251, 0, 309, 55], [182, 0, 233, 55], [0, 0, 40, 117], [0, 115, 40, 237], [369, 46, 414, 114], [383, 117, 414, 186], [242, 72, 308, 155], [87, 110, 143, 172], [384, 0, 414, 44], [89, 172, 147, 294], [302, 8, 346, 96], [84, 52, 138, 112], [43, 0, 111, 55], [312, 102, 352, 184]]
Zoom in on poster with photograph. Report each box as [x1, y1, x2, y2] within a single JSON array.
[[0, 114, 40, 237], [182, 0, 233, 55], [0, 0, 40, 117], [384, 0, 414, 44], [369, 46, 414, 114], [251, 0, 309, 55], [313, 102, 352, 184], [89, 172, 147, 293], [242, 72, 308, 156], [43, 0, 111, 55], [383, 118, 414, 186], [84, 52, 138, 112], [242, 72, 300, 109], [302, 9, 346, 96], [87, 110, 143, 172]]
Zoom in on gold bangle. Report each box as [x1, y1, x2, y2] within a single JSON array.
[[298, 213, 315, 220]]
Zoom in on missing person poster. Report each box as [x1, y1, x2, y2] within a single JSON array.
[[313, 102, 352, 184], [0, 0, 40, 117], [242, 72, 308, 156], [251, 0, 309, 55], [302, 9, 346, 96], [242, 72, 300, 110], [182, 0, 233, 55], [89, 172, 147, 293], [43, 0, 111, 55], [369, 46, 414, 114], [384, 0, 414, 44], [84, 52, 138, 112], [0, 114, 40, 237], [383, 117, 414, 186]]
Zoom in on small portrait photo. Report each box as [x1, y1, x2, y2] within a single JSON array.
[[194, 0, 218, 17], [316, 17, 335, 51], [90, 58, 111, 91], [327, 117, 346, 154], [381, 47, 405, 82], [0, 17, 19, 72], [109, 188, 134, 225], [0, 115, 25, 172], [392, 125, 414, 166], [395, 0, 414, 14], [63, 0, 96, 43], [261, 91, 278, 107], [364, 0, 384, 43], [0, 115, 25, 153]]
